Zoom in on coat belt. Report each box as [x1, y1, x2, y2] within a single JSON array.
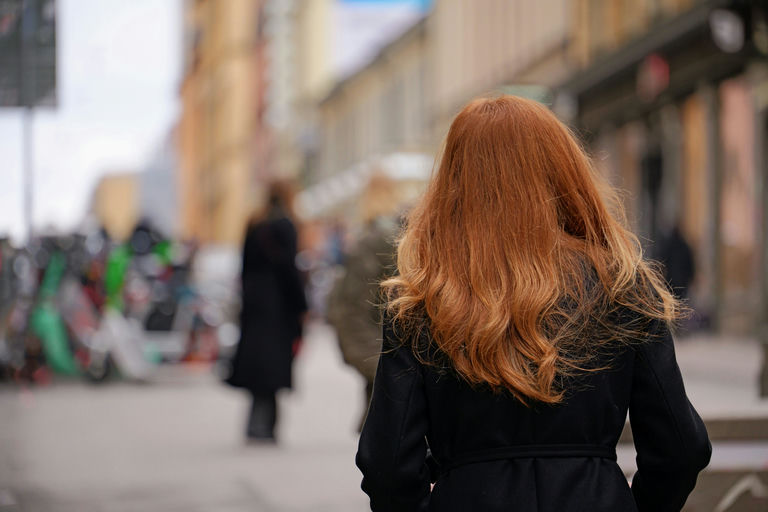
[[435, 444, 617, 477]]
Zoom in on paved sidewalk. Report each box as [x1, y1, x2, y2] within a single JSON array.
[[675, 332, 768, 420], [625, 333, 768, 510], [0, 322, 369, 512]]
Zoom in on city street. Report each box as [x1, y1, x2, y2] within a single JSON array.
[[2, 322, 768, 511], [2, 1, 768, 511]]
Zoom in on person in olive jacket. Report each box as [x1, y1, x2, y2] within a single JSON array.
[[227, 181, 307, 441], [356, 96, 711, 511], [327, 173, 400, 431]]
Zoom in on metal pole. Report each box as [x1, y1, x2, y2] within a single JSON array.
[[20, 0, 37, 243], [700, 84, 723, 332], [751, 63, 768, 396], [18, 0, 34, 243], [22, 106, 33, 242], [760, 104, 768, 396]]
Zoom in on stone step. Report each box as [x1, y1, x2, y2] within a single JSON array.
[[618, 441, 768, 473], [619, 416, 768, 443], [685, 470, 768, 512]]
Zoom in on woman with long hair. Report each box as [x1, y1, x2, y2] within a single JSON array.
[[356, 96, 710, 511]]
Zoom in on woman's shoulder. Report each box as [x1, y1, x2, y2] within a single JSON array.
[[382, 309, 458, 371]]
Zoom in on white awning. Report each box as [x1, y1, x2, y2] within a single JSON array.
[[295, 152, 433, 219]]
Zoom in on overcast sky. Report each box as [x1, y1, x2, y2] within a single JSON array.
[[334, 0, 426, 79], [0, 0, 182, 242], [0, 0, 428, 243]]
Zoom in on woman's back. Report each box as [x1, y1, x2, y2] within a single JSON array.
[[358, 313, 710, 511], [355, 96, 710, 511]]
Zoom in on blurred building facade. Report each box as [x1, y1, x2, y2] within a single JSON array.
[[317, 18, 429, 179], [304, 0, 573, 222], [428, 0, 571, 143], [178, 0, 262, 245], [559, 0, 768, 392], [300, 17, 431, 221], [263, 0, 334, 182], [177, 0, 332, 245], [172, 1, 767, 380], [560, 0, 768, 339]]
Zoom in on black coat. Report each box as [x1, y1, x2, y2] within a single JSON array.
[[356, 316, 711, 511], [227, 215, 307, 393]]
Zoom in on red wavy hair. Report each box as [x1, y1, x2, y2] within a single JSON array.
[[383, 96, 679, 404]]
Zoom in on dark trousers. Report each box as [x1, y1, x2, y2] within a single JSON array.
[[247, 391, 277, 440]]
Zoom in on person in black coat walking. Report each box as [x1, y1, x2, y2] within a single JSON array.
[[356, 96, 710, 511], [657, 223, 696, 300], [227, 181, 307, 441]]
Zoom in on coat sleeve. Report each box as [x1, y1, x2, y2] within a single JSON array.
[[629, 320, 711, 511], [356, 318, 431, 512]]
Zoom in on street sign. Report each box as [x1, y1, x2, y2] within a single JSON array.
[[0, 0, 57, 108]]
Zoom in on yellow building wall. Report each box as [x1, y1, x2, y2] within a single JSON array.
[[92, 174, 138, 241], [296, 0, 333, 104], [179, 73, 201, 241], [178, 0, 259, 246]]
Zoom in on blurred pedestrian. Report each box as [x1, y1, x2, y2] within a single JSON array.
[[226, 181, 307, 442], [657, 223, 695, 300], [327, 173, 400, 432], [326, 219, 346, 266], [356, 96, 710, 511]]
